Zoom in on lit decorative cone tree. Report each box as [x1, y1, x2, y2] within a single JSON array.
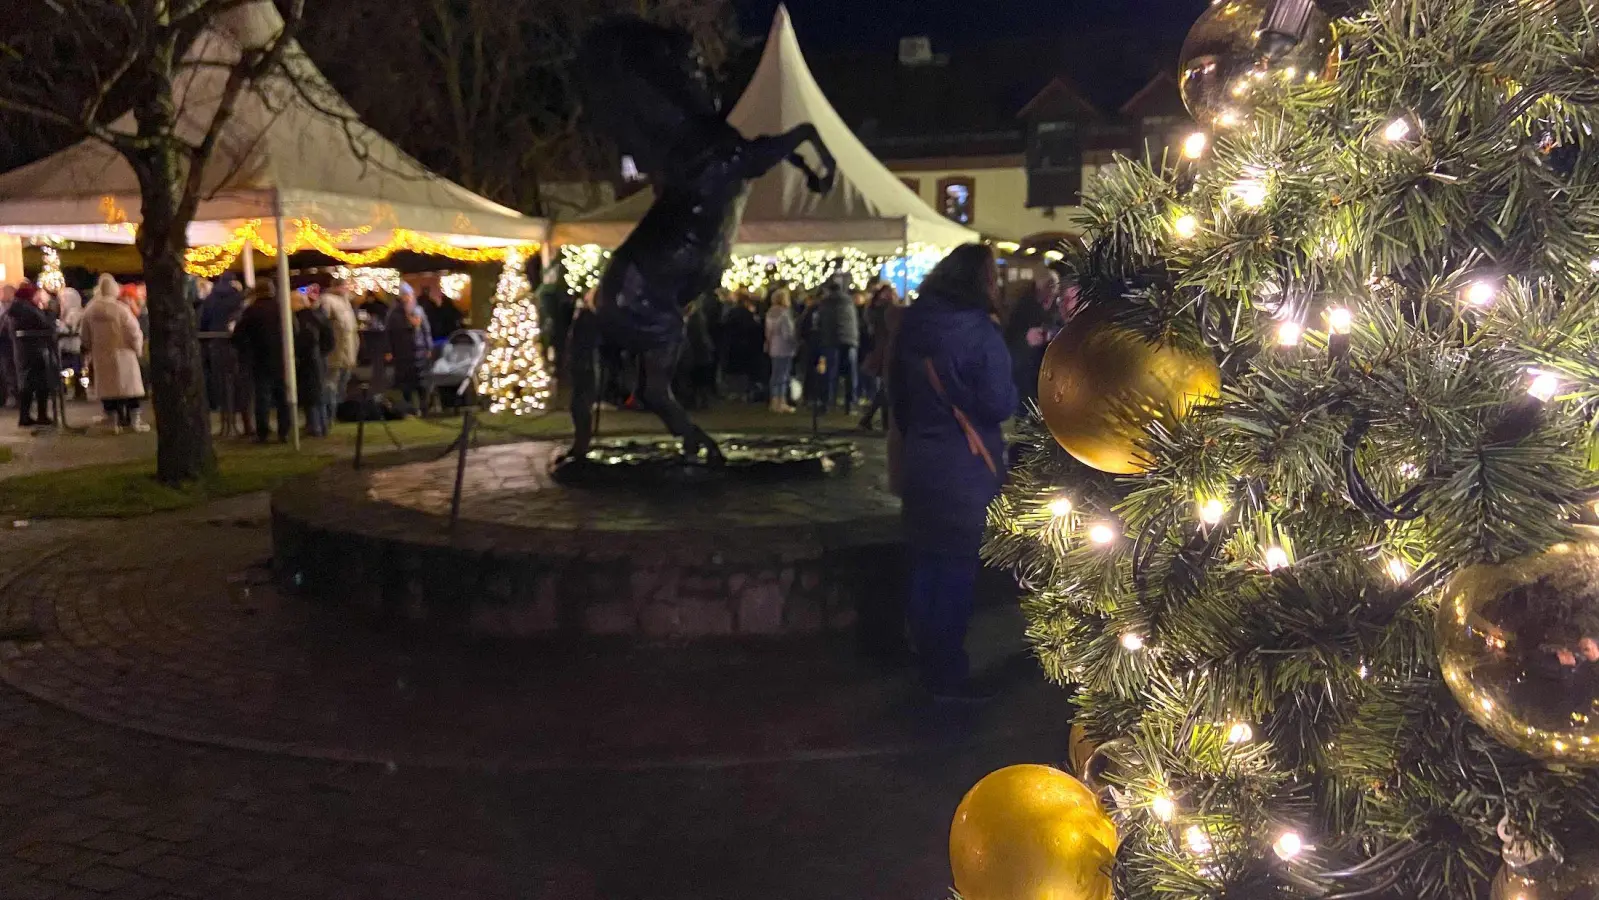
[[482, 248, 552, 415], [983, 1, 1599, 897]]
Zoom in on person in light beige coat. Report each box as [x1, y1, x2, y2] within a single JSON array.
[[82, 273, 148, 433]]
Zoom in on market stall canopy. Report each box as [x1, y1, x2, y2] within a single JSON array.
[[0, 1, 546, 251], [552, 5, 978, 254]]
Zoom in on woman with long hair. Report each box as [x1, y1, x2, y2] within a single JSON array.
[[890, 244, 1016, 700], [764, 288, 797, 413]]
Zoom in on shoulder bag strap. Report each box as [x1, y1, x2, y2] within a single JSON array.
[[922, 358, 998, 476]]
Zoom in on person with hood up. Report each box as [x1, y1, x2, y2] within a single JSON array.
[[889, 243, 1017, 701], [7, 282, 57, 428], [82, 273, 148, 433], [814, 271, 860, 413]]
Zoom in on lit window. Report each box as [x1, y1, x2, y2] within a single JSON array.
[[938, 177, 976, 225]]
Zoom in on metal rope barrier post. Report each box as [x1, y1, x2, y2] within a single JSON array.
[[354, 384, 369, 471], [449, 392, 475, 530]]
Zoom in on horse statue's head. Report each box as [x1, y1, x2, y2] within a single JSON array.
[[578, 19, 724, 183]]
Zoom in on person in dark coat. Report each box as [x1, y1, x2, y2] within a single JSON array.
[[385, 286, 433, 412], [858, 283, 901, 430], [198, 273, 251, 434], [231, 285, 290, 442], [420, 287, 462, 348], [7, 283, 57, 427], [815, 272, 860, 412], [292, 292, 336, 437], [1003, 269, 1066, 412], [890, 244, 1016, 700]]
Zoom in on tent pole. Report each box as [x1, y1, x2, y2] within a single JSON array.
[[242, 243, 256, 288], [273, 192, 299, 450]]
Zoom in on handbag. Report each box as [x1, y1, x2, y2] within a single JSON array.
[[888, 358, 998, 498]]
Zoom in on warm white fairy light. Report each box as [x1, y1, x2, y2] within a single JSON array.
[[1385, 557, 1411, 583], [1198, 498, 1227, 526], [1264, 546, 1291, 571], [1381, 117, 1413, 143], [439, 273, 471, 303], [1227, 722, 1255, 744], [1273, 831, 1306, 861], [1048, 497, 1074, 518], [1589, 259, 1599, 274], [1464, 280, 1498, 307], [1215, 109, 1242, 129], [560, 244, 613, 294], [1089, 522, 1119, 545], [1182, 131, 1210, 159], [37, 245, 65, 293], [1326, 307, 1353, 335], [1121, 632, 1147, 652], [1397, 462, 1420, 478], [1151, 794, 1177, 822], [482, 247, 552, 415], [1276, 320, 1303, 347], [1228, 170, 1269, 209], [1528, 372, 1561, 403], [1185, 825, 1214, 856], [331, 266, 403, 297], [1173, 213, 1201, 240]]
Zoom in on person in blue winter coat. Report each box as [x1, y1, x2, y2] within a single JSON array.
[[890, 243, 1017, 700]]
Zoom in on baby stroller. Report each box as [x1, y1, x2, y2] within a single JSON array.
[[425, 329, 488, 414]]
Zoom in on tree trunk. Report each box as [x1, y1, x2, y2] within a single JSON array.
[[132, 150, 217, 485]]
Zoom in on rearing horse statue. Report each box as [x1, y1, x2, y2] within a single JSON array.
[[564, 19, 837, 466]]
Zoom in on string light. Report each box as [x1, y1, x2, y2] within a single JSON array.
[[1182, 131, 1210, 159], [1397, 462, 1420, 478], [1528, 371, 1561, 403], [1381, 117, 1413, 143], [183, 219, 540, 277], [1463, 280, 1498, 307], [37, 245, 65, 293], [330, 266, 403, 296], [1227, 722, 1255, 744], [1185, 825, 1214, 856], [439, 273, 471, 302], [1198, 498, 1227, 526], [1273, 831, 1306, 861], [1263, 546, 1291, 571], [1120, 632, 1147, 652], [560, 243, 951, 298], [1325, 307, 1353, 335], [1385, 557, 1411, 583], [1589, 259, 1599, 273], [1172, 213, 1200, 240], [1151, 794, 1177, 822], [1275, 320, 1303, 347], [482, 247, 552, 415], [1089, 522, 1119, 545], [1048, 497, 1074, 518], [1228, 168, 1270, 209]]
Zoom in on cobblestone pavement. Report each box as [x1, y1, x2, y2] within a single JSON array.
[[0, 497, 1071, 899]]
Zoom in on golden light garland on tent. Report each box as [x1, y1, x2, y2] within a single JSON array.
[[482, 247, 552, 416], [558, 243, 951, 298], [330, 266, 403, 296], [183, 219, 540, 278]]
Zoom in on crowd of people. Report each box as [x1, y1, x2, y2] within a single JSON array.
[[1, 275, 150, 432]]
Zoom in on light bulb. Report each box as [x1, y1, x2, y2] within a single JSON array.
[[1397, 462, 1420, 478], [1230, 178, 1268, 209], [1227, 722, 1254, 743], [1385, 557, 1411, 583], [1382, 117, 1412, 143], [1326, 307, 1353, 335], [1589, 259, 1599, 273], [1198, 498, 1226, 526], [1464, 280, 1498, 306], [1120, 632, 1146, 652], [1185, 825, 1213, 856], [1151, 794, 1177, 822], [1182, 131, 1210, 159], [1528, 372, 1560, 403], [1048, 497, 1074, 518], [1275, 321, 1303, 347], [1173, 214, 1200, 240], [1264, 546, 1290, 571], [1273, 831, 1305, 861], [1358, 664, 1370, 679], [1089, 522, 1118, 545]]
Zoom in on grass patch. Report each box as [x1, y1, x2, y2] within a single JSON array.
[[0, 446, 12, 465], [0, 450, 336, 519]]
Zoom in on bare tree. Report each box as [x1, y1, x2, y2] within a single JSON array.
[[0, 0, 310, 484]]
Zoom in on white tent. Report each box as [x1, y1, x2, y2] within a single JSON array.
[[551, 5, 978, 253], [0, 2, 546, 251]]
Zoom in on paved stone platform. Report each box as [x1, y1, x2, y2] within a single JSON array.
[[272, 439, 906, 640], [0, 495, 1059, 772]]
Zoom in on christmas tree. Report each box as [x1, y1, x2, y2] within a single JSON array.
[[483, 247, 553, 416], [981, 1, 1599, 897]]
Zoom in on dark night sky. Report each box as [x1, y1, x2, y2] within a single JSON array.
[[733, 0, 1212, 51]]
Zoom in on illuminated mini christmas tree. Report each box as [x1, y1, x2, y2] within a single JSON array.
[[483, 248, 552, 415], [979, 1, 1599, 897]]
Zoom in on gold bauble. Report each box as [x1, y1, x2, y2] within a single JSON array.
[[1037, 323, 1221, 475], [949, 765, 1119, 900], [1178, 0, 1337, 127], [1438, 528, 1599, 765]]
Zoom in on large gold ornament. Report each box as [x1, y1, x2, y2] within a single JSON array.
[[1178, 0, 1337, 127], [1037, 323, 1221, 475], [1438, 529, 1599, 765], [949, 765, 1119, 900]]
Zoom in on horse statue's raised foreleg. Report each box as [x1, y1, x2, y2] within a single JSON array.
[[745, 124, 837, 194]]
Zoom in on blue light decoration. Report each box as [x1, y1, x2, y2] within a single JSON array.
[[880, 245, 944, 297]]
